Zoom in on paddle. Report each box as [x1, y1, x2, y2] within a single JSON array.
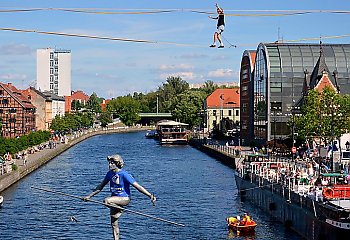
[[32, 186, 185, 227]]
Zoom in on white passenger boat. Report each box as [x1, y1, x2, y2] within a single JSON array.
[[156, 120, 189, 145], [0, 195, 3, 208]]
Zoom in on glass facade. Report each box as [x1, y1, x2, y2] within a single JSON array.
[[253, 46, 268, 142], [252, 43, 350, 144]]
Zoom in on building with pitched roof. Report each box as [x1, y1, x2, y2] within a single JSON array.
[[21, 87, 65, 131], [240, 43, 350, 146], [65, 90, 90, 113], [204, 88, 240, 133], [0, 83, 36, 138]]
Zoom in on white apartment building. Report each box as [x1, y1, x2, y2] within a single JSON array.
[[36, 48, 71, 96]]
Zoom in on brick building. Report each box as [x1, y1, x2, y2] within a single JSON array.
[[0, 83, 36, 138], [65, 90, 90, 113], [21, 87, 65, 131]]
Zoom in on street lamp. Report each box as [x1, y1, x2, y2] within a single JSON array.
[[156, 94, 159, 115], [220, 94, 224, 131]]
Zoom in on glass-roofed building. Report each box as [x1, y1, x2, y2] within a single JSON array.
[[240, 43, 350, 146]]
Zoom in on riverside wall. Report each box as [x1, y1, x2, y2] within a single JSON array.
[[189, 139, 238, 168], [0, 127, 150, 193]]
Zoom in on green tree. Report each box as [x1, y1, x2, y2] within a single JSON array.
[[71, 99, 84, 111], [99, 111, 112, 127], [171, 90, 206, 128], [107, 96, 141, 126], [158, 76, 189, 112], [200, 80, 218, 96], [87, 92, 102, 113], [293, 86, 350, 143]]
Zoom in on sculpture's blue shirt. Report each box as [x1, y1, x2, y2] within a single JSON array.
[[104, 170, 136, 197]]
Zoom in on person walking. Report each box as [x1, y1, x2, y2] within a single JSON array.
[[83, 154, 156, 240], [209, 3, 225, 48]]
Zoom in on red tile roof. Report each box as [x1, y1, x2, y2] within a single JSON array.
[[0, 82, 35, 109], [101, 99, 111, 111], [249, 51, 256, 68], [315, 72, 337, 92], [206, 88, 240, 108]]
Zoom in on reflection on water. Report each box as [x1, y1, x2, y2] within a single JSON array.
[[0, 131, 300, 240]]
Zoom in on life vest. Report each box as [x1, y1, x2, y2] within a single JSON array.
[[322, 187, 334, 199]]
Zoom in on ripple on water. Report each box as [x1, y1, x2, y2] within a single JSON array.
[[0, 131, 300, 240]]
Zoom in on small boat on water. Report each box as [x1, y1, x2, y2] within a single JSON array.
[[228, 222, 257, 233], [145, 130, 157, 139], [226, 215, 257, 233], [0, 195, 4, 208]]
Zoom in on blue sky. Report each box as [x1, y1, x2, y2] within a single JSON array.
[[1, 0, 350, 98]]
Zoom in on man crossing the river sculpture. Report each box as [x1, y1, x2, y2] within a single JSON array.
[[83, 154, 156, 240], [209, 3, 225, 48]]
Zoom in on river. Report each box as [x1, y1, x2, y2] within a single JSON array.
[[0, 131, 300, 239]]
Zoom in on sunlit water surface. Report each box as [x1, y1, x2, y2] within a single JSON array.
[[0, 131, 300, 239]]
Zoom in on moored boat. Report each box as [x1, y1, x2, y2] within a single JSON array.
[[0, 195, 3, 208], [156, 120, 190, 145], [145, 130, 157, 139], [235, 155, 350, 240]]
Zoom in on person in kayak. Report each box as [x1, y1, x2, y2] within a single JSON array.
[[83, 154, 156, 240]]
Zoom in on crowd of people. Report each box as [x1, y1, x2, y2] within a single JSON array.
[[0, 135, 65, 176], [226, 213, 256, 227]]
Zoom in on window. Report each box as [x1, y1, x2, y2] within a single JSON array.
[[271, 102, 282, 112], [213, 110, 216, 116], [50, 60, 54, 67], [0, 109, 3, 114], [50, 68, 54, 74], [50, 52, 54, 59], [9, 118, 16, 123], [271, 82, 282, 93], [228, 110, 232, 116], [0, 90, 3, 95], [242, 103, 247, 113], [2, 99, 9, 105], [236, 110, 239, 116], [9, 108, 17, 113]]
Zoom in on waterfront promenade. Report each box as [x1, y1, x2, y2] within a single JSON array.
[[0, 126, 151, 193]]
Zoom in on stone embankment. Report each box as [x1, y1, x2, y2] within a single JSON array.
[[189, 139, 245, 168], [0, 127, 151, 193]]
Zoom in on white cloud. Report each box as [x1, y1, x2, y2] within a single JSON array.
[[179, 53, 208, 59], [0, 73, 27, 81], [0, 44, 32, 55], [159, 71, 201, 81], [159, 64, 193, 71], [207, 68, 238, 78]]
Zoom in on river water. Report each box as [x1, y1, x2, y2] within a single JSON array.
[[0, 131, 300, 240]]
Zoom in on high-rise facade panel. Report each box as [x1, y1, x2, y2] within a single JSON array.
[[36, 48, 71, 97]]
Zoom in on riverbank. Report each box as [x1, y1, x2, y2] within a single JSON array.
[[0, 126, 151, 193]]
